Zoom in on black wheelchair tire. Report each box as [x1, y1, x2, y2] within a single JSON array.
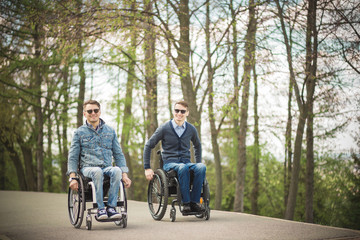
[[115, 181, 128, 228], [68, 177, 85, 228], [148, 169, 169, 220]]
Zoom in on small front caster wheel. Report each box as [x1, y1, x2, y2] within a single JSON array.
[[204, 208, 210, 220], [86, 214, 92, 230], [170, 208, 176, 222]]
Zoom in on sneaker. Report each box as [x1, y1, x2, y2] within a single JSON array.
[[107, 207, 121, 219], [190, 202, 205, 212], [97, 208, 108, 220]]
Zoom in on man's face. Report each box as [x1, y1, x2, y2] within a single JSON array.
[[173, 104, 189, 123], [83, 104, 101, 124]]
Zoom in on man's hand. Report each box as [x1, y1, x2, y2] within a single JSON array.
[[122, 173, 132, 188], [145, 168, 154, 181], [69, 179, 78, 191]]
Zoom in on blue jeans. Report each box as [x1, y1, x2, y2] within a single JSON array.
[[81, 166, 122, 209], [163, 162, 206, 204]]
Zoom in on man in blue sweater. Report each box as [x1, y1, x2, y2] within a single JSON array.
[[143, 100, 206, 213]]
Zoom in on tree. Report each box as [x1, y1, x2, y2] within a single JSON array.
[[251, 64, 260, 215], [234, 0, 257, 212], [144, 0, 160, 170], [285, 0, 318, 220], [206, 0, 222, 210]]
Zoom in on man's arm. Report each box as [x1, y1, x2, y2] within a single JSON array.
[[67, 130, 81, 175], [67, 130, 81, 190], [112, 129, 129, 173], [143, 124, 164, 180], [143, 125, 163, 169], [192, 127, 202, 163]]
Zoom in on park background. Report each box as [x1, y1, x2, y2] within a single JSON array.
[[1, 0, 359, 231]]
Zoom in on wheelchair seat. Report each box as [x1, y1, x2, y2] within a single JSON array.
[[68, 172, 127, 230]]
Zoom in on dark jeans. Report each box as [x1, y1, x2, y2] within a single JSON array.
[[163, 162, 206, 204]]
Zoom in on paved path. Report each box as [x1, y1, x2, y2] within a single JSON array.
[[0, 191, 359, 240]]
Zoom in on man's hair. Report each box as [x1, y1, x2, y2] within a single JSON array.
[[83, 100, 101, 111], [174, 100, 188, 109]]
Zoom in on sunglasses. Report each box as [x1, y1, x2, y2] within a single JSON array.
[[86, 109, 100, 114], [174, 109, 187, 114]]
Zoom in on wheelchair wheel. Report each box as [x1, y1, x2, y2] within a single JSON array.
[[196, 178, 211, 220], [115, 181, 128, 228], [148, 169, 169, 220], [203, 179, 211, 220], [68, 177, 86, 228]]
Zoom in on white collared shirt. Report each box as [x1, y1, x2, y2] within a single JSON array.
[[171, 119, 186, 137]]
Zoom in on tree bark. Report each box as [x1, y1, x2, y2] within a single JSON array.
[[144, 0, 160, 170], [76, 0, 86, 128], [61, 65, 70, 192], [305, 0, 318, 222], [285, 0, 317, 220], [176, 0, 201, 135], [2, 139, 27, 191], [274, 0, 294, 210], [206, 1, 222, 210], [234, 0, 257, 212], [230, 0, 240, 210], [33, 21, 44, 192], [17, 136, 36, 191], [251, 64, 259, 215]]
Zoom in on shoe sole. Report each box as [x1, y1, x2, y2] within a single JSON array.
[[109, 214, 121, 219], [97, 215, 108, 220]]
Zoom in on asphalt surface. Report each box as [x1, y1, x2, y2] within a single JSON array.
[[0, 190, 359, 240]]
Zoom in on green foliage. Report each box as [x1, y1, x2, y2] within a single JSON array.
[[312, 153, 360, 229]]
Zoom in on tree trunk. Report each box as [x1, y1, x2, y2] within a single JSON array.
[[285, 108, 307, 219], [284, 78, 293, 208], [234, 0, 257, 212], [275, 0, 295, 210], [76, 0, 85, 128], [176, 0, 201, 135], [285, 0, 317, 220], [61, 65, 70, 192], [2, 139, 27, 190], [120, 1, 137, 199], [206, 1, 222, 210], [251, 64, 259, 215], [230, 0, 240, 209], [166, 4, 172, 119], [305, 98, 314, 223], [76, 39, 86, 128], [144, 0, 160, 170], [18, 138, 36, 191], [33, 22, 44, 192], [46, 110, 53, 191], [305, 0, 318, 222]]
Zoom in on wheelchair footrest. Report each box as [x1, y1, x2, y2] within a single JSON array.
[[181, 210, 205, 216], [95, 215, 122, 222]]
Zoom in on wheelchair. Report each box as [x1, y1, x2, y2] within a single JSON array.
[[67, 171, 127, 230], [147, 152, 210, 222]]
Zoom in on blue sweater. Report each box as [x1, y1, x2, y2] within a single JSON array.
[[143, 120, 202, 169]]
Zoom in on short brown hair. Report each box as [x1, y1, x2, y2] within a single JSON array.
[[174, 100, 188, 109], [83, 100, 100, 111]]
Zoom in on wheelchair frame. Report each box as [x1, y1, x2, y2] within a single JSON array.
[[68, 171, 128, 230], [147, 151, 210, 222]]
